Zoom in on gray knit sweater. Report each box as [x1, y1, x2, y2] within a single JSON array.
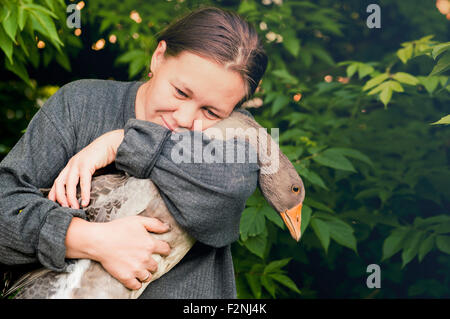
[[0, 79, 259, 298]]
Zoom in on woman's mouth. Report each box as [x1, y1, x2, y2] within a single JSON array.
[[160, 116, 174, 131]]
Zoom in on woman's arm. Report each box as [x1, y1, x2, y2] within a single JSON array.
[[0, 98, 87, 271], [47, 129, 124, 209], [53, 117, 259, 248], [0, 83, 172, 290], [115, 117, 259, 248]]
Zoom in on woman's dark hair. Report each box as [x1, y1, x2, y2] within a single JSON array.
[[155, 6, 268, 108]]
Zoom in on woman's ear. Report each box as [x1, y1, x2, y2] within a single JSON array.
[[150, 40, 167, 74]]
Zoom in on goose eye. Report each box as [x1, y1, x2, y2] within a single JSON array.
[[291, 185, 300, 193]]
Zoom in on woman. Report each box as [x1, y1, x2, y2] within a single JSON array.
[[0, 6, 267, 298]]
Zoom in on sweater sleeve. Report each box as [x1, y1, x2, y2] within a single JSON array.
[[0, 87, 86, 272], [115, 116, 259, 248]]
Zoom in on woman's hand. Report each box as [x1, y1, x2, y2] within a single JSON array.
[[66, 216, 172, 290], [48, 129, 125, 209]]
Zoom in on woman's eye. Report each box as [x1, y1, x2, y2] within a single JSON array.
[[204, 108, 219, 119], [175, 88, 188, 98]]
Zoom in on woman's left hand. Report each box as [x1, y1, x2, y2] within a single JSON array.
[[48, 129, 125, 209]]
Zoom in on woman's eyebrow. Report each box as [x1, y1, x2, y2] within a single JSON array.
[[176, 80, 225, 116]]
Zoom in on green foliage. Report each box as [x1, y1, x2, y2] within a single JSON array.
[[232, 0, 449, 299], [1, 0, 450, 299], [432, 114, 450, 125], [343, 35, 450, 108], [381, 215, 450, 268], [0, 0, 81, 87]]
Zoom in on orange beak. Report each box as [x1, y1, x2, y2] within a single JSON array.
[[280, 202, 302, 242]]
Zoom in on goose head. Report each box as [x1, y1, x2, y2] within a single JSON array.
[[205, 109, 306, 242], [258, 149, 305, 242]]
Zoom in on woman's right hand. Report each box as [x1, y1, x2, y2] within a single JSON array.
[[65, 215, 171, 290], [48, 129, 125, 210]]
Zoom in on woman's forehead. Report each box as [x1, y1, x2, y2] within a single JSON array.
[[165, 51, 247, 111]]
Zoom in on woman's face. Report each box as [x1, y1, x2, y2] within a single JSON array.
[[135, 40, 247, 131]]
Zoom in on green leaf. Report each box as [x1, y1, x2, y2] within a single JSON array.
[[310, 218, 330, 253], [430, 51, 450, 76], [263, 91, 277, 104], [418, 235, 435, 262], [382, 228, 410, 261], [367, 81, 389, 95], [245, 195, 261, 207], [264, 258, 291, 274], [0, 6, 8, 22], [271, 69, 298, 84], [279, 128, 308, 143], [428, 222, 450, 234], [238, 0, 258, 14], [312, 148, 356, 172], [389, 80, 404, 92], [397, 45, 413, 64], [392, 72, 419, 85], [337, 61, 357, 66], [326, 217, 358, 253], [15, 32, 28, 57], [245, 273, 262, 298], [329, 148, 373, 166], [282, 30, 300, 57], [261, 275, 276, 298], [300, 205, 312, 236], [346, 63, 358, 78], [129, 57, 146, 79], [17, 6, 27, 31], [22, 3, 58, 19], [5, 58, 32, 87], [401, 231, 425, 268], [269, 274, 301, 294], [355, 187, 384, 200], [431, 42, 450, 59], [362, 73, 389, 91], [55, 52, 71, 72], [28, 10, 63, 48], [435, 236, 450, 254], [99, 18, 113, 34], [439, 75, 449, 87], [43, 0, 56, 11], [379, 86, 392, 107], [418, 76, 440, 94], [295, 165, 328, 190], [431, 115, 450, 125], [299, 50, 312, 67], [271, 95, 289, 116], [414, 215, 450, 226], [358, 63, 375, 79], [261, 205, 285, 230], [243, 233, 267, 259], [3, 5, 17, 42], [310, 47, 335, 65], [303, 198, 333, 213], [240, 207, 266, 241]]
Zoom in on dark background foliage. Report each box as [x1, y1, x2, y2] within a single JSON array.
[[0, 0, 449, 298]]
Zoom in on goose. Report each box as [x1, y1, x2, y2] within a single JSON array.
[[5, 109, 305, 299]]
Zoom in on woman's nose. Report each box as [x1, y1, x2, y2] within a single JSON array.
[[172, 103, 197, 130]]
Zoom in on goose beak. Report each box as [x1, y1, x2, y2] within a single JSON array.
[[280, 202, 302, 242]]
